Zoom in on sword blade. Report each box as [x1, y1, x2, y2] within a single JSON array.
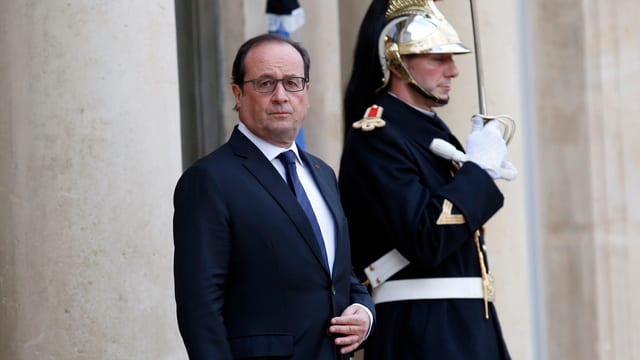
[[469, 0, 487, 115]]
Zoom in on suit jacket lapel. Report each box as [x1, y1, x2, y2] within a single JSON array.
[[228, 129, 331, 276]]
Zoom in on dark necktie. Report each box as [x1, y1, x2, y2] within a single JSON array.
[[277, 150, 329, 267]]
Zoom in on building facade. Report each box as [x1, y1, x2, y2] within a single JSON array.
[[1, 0, 639, 359]]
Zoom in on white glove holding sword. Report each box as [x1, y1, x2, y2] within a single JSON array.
[[429, 116, 518, 181]]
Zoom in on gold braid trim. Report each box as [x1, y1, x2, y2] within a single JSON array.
[[474, 230, 496, 319], [436, 199, 466, 225]]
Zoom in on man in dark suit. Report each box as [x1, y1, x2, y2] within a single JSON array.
[[173, 33, 374, 360]]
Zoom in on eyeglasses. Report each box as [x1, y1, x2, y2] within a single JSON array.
[[243, 76, 308, 93]]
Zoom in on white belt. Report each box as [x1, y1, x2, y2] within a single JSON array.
[[372, 277, 489, 304]]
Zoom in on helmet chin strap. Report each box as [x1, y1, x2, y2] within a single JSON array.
[[408, 81, 449, 106]]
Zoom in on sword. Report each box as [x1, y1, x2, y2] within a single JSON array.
[[469, 0, 515, 144]]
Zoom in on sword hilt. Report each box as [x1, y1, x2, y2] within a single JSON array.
[[472, 114, 516, 145]]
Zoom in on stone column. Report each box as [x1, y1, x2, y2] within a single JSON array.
[[0, 1, 185, 359], [296, 0, 344, 170], [218, 0, 251, 142], [533, 0, 640, 358]]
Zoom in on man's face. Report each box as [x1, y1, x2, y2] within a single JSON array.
[[232, 41, 309, 148], [402, 53, 459, 108]]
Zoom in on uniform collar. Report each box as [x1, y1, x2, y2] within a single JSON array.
[[387, 91, 437, 118]]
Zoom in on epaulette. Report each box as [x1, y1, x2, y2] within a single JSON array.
[[352, 105, 386, 131]]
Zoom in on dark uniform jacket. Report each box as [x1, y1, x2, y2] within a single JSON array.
[[174, 127, 375, 360], [339, 93, 511, 359]]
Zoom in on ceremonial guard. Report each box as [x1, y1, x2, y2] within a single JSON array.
[[339, 0, 516, 358]]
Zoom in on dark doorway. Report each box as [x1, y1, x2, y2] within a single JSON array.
[[174, 0, 225, 168]]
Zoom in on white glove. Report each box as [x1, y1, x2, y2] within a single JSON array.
[[465, 116, 518, 181]]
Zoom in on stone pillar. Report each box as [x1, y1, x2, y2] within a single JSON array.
[[296, 0, 344, 170], [218, 0, 253, 142], [0, 1, 185, 359], [533, 0, 640, 358]]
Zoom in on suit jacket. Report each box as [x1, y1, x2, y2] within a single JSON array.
[[174, 127, 374, 360]]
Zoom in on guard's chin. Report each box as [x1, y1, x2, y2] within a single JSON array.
[[435, 97, 449, 106], [428, 94, 449, 107]]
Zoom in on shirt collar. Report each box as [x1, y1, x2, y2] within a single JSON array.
[[237, 122, 302, 164]]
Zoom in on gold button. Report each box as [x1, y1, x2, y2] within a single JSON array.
[[369, 265, 375, 271], [376, 277, 381, 284]]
